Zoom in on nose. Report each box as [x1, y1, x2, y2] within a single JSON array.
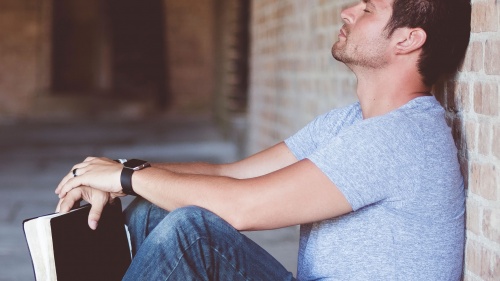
[[340, 2, 361, 24]]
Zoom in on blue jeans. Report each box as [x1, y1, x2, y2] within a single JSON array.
[[122, 197, 296, 281]]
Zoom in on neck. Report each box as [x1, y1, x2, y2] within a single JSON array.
[[352, 65, 431, 119]]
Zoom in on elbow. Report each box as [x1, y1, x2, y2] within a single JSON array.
[[223, 202, 256, 231], [227, 217, 246, 231], [225, 208, 251, 231]]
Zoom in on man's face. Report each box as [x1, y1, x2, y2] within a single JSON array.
[[332, 0, 394, 69]]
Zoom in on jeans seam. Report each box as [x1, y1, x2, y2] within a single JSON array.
[[165, 237, 251, 281]]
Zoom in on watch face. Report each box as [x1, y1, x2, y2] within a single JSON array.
[[124, 159, 148, 169]]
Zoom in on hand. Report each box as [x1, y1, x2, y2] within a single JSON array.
[[56, 186, 120, 230], [55, 157, 123, 198]]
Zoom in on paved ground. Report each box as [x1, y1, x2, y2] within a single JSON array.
[[0, 116, 299, 280]]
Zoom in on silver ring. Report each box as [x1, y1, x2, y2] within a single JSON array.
[[72, 168, 78, 177]]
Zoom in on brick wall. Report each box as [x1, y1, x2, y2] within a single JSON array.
[[248, 0, 357, 153], [164, 0, 216, 113], [248, 0, 500, 279], [0, 0, 45, 120], [458, 1, 500, 280]]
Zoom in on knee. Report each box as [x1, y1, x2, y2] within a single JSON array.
[[169, 205, 208, 218], [169, 206, 229, 226], [155, 206, 232, 241], [166, 206, 215, 230], [140, 206, 243, 266]]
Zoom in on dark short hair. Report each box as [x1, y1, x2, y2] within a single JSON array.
[[385, 0, 471, 86]]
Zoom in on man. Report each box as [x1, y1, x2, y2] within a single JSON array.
[[56, 0, 471, 280]]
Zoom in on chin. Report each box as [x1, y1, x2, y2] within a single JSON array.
[[331, 48, 344, 62]]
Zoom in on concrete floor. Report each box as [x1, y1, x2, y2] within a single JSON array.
[[0, 116, 299, 280]]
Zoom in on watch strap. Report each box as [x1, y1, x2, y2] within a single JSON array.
[[120, 168, 138, 196]]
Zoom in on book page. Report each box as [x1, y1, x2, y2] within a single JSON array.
[[24, 219, 47, 280], [39, 215, 58, 280], [24, 212, 59, 281]]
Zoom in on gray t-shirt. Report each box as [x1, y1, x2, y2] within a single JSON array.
[[285, 96, 465, 281]]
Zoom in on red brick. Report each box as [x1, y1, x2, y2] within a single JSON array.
[[465, 239, 484, 276], [447, 81, 472, 113], [494, 124, 500, 160], [465, 239, 500, 280], [459, 82, 472, 113], [483, 207, 500, 244], [470, 161, 498, 200], [471, 2, 499, 33], [465, 121, 477, 153], [474, 82, 499, 116], [462, 41, 483, 73], [478, 122, 492, 156], [485, 40, 500, 75], [492, 253, 500, 281], [466, 198, 481, 235]]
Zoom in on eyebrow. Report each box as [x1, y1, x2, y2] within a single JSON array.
[[362, 0, 378, 10]]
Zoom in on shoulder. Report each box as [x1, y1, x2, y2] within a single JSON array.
[[349, 97, 447, 143], [307, 102, 362, 136], [285, 102, 362, 161], [320, 102, 362, 124]]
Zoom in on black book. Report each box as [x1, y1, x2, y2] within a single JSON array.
[[23, 198, 132, 281]]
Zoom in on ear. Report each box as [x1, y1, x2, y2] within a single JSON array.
[[393, 28, 427, 55]]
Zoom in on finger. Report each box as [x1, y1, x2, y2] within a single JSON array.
[[84, 156, 97, 163], [88, 199, 107, 230], [57, 163, 98, 197], [58, 175, 85, 199], [55, 172, 73, 195], [58, 188, 83, 213], [110, 191, 126, 199], [55, 162, 89, 194], [56, 197, 81, 212], [56, 198, 63, 212]]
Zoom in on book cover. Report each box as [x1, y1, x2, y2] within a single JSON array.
[[23, 198, 132, 281]]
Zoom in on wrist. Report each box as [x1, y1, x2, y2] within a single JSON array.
[[120, 159, 151, 196]]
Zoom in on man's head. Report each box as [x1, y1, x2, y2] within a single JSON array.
[[333, 0, 471, 87], [385, 0, 471, 86], [332, 0, 394, 70]]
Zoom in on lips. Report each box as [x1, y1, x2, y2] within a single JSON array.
[[339, 26, 348, 38]]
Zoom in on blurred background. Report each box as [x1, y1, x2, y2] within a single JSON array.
[[0, 0, 252, 129], [0, 0, 498, 280]]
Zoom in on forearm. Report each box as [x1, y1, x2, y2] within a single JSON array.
[[151, 162, 224, 176], [55, 147, 350, 231], [130, 159, 352, 232], [132, 167, 245, 228], [151, 142, 297, 180]]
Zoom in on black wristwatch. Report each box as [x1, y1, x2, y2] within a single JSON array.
[[120, 159, 150, 196]]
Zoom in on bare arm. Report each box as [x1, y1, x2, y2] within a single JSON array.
[[56, 142, 351, 230], [133, 159, 352, 231], [57, 156, 352, 231], [151, 142, 298, 179]]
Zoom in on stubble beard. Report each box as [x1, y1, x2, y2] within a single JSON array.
[[331, 35, 389, 69]]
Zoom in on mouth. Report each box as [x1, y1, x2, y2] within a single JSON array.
[[339, 27, 347, 39]]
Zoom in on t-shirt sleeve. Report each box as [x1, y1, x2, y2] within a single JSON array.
[[308, 119, 418, 211], [285, 103, 361, 161], [285, 112, 329, 161]]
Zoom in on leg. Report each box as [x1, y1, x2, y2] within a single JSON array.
[[123, 206, 296, 281], [124, 197, 170, 255]]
